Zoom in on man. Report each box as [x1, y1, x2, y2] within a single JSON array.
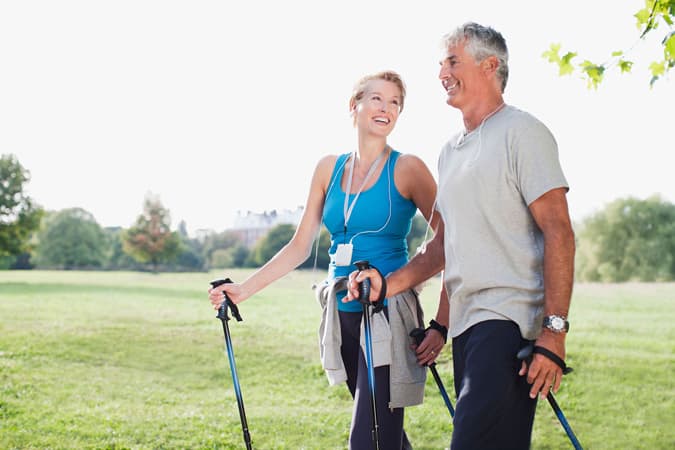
[[346, 22, 576, 449]]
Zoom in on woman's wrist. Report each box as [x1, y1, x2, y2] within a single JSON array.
[[427, 319, 448, 343]]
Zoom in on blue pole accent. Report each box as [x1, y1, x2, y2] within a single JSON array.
[[362, 305, 380, 450], [547, 394, 583, 450]]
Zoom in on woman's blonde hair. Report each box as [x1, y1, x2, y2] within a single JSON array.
[[349, 70, 406, 113]]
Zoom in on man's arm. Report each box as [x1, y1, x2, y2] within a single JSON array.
[[345, 217, 446, 302], [520, 187, 576, 399]]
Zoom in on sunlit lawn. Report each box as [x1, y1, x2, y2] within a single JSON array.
[[1, 270, 673, 449]]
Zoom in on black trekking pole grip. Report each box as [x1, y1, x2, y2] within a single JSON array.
[[354, 260, 371, 304], [210, 278, 243, 322]]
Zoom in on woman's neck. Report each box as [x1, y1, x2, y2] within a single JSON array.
[[355, 136, 388, 168]]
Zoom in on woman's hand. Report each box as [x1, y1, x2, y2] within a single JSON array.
[[344, 268, 385, 303], [208, 282, 246, 309], [413, 328, 446, 366]]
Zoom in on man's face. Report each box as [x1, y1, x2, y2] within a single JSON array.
[[438, 41, 486, 110]]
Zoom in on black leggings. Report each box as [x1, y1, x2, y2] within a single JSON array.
[[339, 309, 406, 450]]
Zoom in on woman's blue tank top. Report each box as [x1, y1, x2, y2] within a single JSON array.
[[323, 150, 417, 312]]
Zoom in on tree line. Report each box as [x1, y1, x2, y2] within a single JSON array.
[[1, 154, 674, 281]]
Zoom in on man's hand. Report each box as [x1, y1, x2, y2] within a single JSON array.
[[519, 330, 566, 399]]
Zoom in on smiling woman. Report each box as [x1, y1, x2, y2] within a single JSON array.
[[207, 69, 442, 449]]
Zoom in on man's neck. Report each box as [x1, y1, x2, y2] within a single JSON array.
[[462, 95, 505, 132]]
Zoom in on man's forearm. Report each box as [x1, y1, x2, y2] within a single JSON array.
[[543, 226, 576, 319], [387, 232, 445, 297]]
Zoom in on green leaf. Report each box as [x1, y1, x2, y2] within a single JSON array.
[[635, 7, 652, 27], [664, 32, 675, 58], [649, 60, 666, 76], [612, 50, 624, 57], [618, 60, 634, 73], [581, 60, 605, 89], [542, 43, 561, 63], [559, 52, 577, 75]]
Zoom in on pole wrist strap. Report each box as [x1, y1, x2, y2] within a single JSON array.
[[427, 319, 448, 343]]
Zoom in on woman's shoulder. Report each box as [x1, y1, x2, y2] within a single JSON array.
[[392, 151, 431, 173], [313, 153, 349, 185], [315, 153, 345, 172]]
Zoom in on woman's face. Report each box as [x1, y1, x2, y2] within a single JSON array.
[[352, 79, 402, 138]]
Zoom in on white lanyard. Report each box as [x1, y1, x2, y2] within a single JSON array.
[[343, 149, 386, 231]]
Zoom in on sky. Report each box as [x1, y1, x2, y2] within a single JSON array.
[[1, 1, 672, 236]]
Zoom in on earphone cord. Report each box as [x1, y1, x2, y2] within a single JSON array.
[[311, 155, 349, 287]]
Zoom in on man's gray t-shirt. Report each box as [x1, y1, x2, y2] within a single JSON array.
[[436, 105, 568, 340]]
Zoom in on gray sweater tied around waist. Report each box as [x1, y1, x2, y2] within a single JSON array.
[[315, 277, 427, 409]]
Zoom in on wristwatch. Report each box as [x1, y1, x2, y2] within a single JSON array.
[[543, 315, 569, 333]]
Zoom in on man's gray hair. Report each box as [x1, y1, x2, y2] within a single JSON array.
[[442, 22, 509, 92]]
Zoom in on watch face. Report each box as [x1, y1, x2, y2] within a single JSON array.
[[551, 317, 565, 330]]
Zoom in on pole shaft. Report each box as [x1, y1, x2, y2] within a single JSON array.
[[362, 305, 380, 450], [222, 319, 252, 450], [547, 394, 583, 450], [430, 365, 455, 417]]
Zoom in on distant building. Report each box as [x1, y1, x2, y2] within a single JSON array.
[[230, 207, 303, 248]]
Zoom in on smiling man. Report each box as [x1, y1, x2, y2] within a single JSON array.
[[348, 22, 576, 449]]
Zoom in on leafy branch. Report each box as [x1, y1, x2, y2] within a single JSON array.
[[543, 0, 674, 88]]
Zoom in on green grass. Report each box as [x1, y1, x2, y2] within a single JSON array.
[[0, 270, 673, 449]]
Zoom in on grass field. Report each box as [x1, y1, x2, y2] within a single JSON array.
[[1, 270, 673, 449]]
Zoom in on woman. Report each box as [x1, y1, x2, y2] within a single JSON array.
[[208, 70, 441, 449]]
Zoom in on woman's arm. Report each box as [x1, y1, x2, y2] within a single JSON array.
[[208, 155, 336, 306]]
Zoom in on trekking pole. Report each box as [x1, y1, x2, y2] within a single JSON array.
[[354, 260, 380, 450], [210, 278, 252, 450], [409, 328, 455, 418], [517, 343, 583, 450]]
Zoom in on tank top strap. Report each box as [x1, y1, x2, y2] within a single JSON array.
[[325, 153, 351, 200]]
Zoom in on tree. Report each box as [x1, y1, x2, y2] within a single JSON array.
[[173, 220, 206, 271], [0, 154, 43, 260], [248, 223, 296, 267], [33, 208, 107, 269], [544, 0, 674, 87], [575, 195, 675, 282], [104, 227, 143, 270], [122, 194, 181, 272], [199, 229, 247, 270]]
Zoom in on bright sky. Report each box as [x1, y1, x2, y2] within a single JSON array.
[[1, 1, 671, 236]]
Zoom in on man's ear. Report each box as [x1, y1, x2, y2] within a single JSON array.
[[481, 55, 499, 75]]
